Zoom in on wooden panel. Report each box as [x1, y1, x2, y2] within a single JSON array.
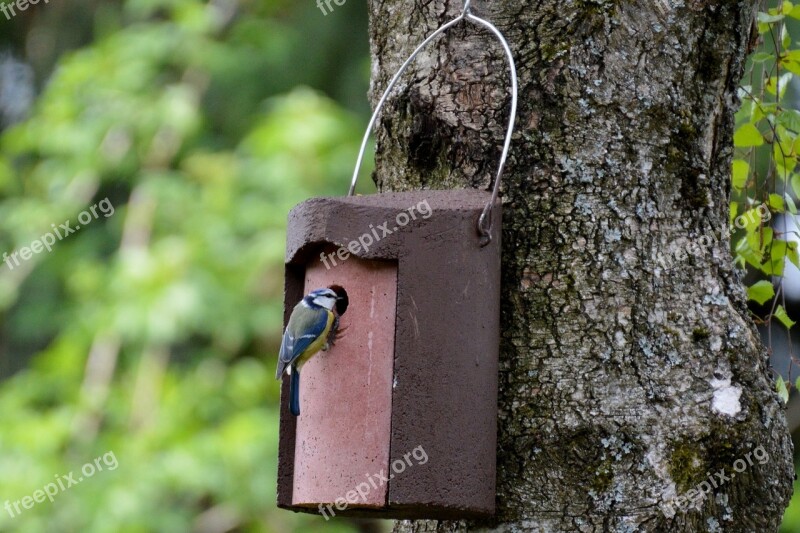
[[291, 255, 397, 509]]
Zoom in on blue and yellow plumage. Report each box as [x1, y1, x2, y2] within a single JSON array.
[[276, 287, 341, 416]]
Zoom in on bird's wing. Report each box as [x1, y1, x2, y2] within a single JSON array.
[[276, 304, 330, 378]]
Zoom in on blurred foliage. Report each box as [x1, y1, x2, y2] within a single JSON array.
[[0, 0, 796, 530], [0, 0, 378, 531]]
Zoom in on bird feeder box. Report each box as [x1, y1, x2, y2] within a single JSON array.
[[276, 189, 501, 519], [276, 0, 518, 518]]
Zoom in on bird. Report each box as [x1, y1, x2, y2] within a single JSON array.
[[326, 284, 349, 347], [276, 287, 345, 416]]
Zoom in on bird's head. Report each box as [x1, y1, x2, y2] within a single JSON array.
[[306, 287, 341, 311], [327, 284, 349, 316]]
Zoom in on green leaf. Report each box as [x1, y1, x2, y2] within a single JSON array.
[[782, 60, 800, 76], [743, 210, 771, 234], [790, 4, 800, 18], [743, 225, 771, 267], [775, 304, 796, 329], [786, 194, 798, 215], [766, 72, 794, 98], [766, 238, 788, 275], [759, 12, 786, 23], [783, 51, 800, 75], [773, 138, 795, 182], [763, 102, 778, 113], [736, 236, 765, 269], [732, 160, 749, 189], [752, 103, 765, 124], [734, 123, 764, 147], [751, 52, 774, 63], [796, 376, 800, 391], [776, 109, 800, 132], [777, 376, 789, 403], [747, 280, 775, 304], [730, 201, 739, 227], [788, 240, 800, 266], [769, 193, 786, 212]]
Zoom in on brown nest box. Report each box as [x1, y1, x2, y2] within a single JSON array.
[[277, 189, 501, 519]]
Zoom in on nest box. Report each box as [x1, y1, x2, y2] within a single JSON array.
[[276, 189, 501, 519]]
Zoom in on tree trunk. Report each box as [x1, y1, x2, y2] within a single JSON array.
[[366, 0, 795, 531]]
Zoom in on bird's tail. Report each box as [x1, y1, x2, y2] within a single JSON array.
[[290, 367, 300, 416]]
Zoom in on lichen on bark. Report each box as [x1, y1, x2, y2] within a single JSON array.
[[366, 0, 795, 531]]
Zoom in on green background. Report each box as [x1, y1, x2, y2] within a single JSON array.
[[0, 0, 795, 531]]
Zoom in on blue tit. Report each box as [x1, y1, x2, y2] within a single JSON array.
[[276, 287, 342, 416]]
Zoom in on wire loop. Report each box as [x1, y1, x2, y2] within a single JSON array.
[[348, 0, 517, 247]]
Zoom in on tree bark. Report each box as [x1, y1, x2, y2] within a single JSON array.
[[366, 0, 795, 531]]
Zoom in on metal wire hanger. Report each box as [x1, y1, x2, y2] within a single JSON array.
[[348, 0, 518, 247]]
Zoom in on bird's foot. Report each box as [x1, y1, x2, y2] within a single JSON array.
[[326, 318, 347, 347]]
